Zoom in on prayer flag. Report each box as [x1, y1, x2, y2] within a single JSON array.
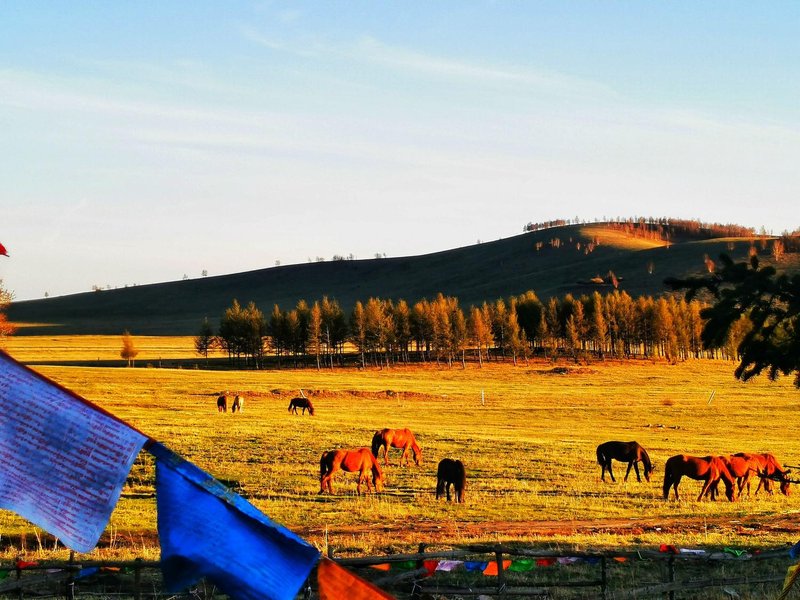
[[435, 560, 463, 572], [151, 442, 319, 600], [464, 561, 488, 572], [483, 560, 511, 575], [507, 559, 534, 572], [317, 557, 394, 600], [0, 351, 147, 552], [0, 242, 7, 257], [790, 541, 800, 559]]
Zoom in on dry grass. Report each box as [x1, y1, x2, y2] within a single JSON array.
[[1, 336, 799, 565]]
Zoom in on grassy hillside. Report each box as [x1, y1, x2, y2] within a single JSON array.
[[7, 223, 795, 335]]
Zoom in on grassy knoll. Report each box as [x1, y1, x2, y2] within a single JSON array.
[[1, 337, 799, 566]]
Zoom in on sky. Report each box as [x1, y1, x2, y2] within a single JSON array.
[[2, 2, 799, 301]]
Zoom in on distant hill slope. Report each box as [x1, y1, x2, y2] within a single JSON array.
[[8, 224, 796, 335]]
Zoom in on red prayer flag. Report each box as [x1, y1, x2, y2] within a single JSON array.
[[0, 242, 8, 257], [317, 558, 395, 600], [536, 558, 556, 567]]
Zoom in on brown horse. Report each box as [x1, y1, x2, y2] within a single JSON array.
[[216, 395, 227, 413], [231, 395, 244, 413], [733, 452, 791, 496], [663, 455, 737, 502], [706, 454, 760, 499], [596, 441, 653, 483], [371, 428, 422, 466], [288, 397, 315, 415], [436, 458, 466, 503], [319, 448, 384, 495]]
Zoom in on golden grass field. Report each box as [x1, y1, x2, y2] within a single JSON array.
[[2, 335, 800, 565]]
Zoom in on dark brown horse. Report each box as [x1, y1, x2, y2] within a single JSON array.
[[596, 441, 653, 483], [319, 448, 384, 495], [663, 455, 737, 502], [371, 428, 422, 466], [436, 458, 466, 503], [733, 452, 791, 496], [288, 397, 315, 415], [216, 395, 227, 413]]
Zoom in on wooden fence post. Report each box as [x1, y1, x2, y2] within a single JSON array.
[[494, 544, 506, 598], [668, 555, 675, 600], [65, 550, 75, 600], [133, 558, 142, 600], [16, 555, 22, 600]]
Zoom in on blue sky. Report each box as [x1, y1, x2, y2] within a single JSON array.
[[2, 2, 799, 301]]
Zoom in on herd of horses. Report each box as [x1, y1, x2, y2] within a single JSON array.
[[215, 395, 791, 504], [596, 440, 793, 502], [318, 427, 466, 503]]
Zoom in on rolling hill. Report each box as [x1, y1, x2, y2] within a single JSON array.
[[7, 223, 796, 336]]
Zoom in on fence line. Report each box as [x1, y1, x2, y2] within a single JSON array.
[[1, 544, 796, 599]]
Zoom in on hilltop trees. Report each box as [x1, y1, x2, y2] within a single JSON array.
[[667, 254, 800, 388]]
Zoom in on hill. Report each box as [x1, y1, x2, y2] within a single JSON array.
[[7, 223, 797, 335]]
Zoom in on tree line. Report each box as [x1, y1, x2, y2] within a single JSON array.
[[195, 289, 753, 370]]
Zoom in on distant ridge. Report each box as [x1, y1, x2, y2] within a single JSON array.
[[8, 222, 797, 335]]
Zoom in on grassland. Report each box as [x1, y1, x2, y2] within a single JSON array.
[[2, 335, 800, 569]]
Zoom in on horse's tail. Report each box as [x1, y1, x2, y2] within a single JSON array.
[[596, 444, 605, 466], [288, 399, 293, 413], [320, 451, 331, 480], [371, 432, 382, 459]]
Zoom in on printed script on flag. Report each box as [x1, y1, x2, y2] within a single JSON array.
[[0, 351, 147, 552]]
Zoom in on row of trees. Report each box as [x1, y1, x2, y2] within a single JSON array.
[[197, 289, 754, 370]]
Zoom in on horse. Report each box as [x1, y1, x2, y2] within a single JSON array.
[[216, 395, 227, 413], [371, 428, 422, 467], [706, 454, 760, 499], [436, 458, 466, 503], [663, 455, 737, 502], [733, 452, 791, 496], [288, 397, 315, 415], [319, 448, 384, 495], [596, 441, 653, 483], [231, 395, 244, 413]]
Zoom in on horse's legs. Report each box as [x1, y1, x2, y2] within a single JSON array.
[[632, 461, 642, 482], [446, 482, 452, 501], [624, 461, 634, 482], [608, 461, 616, 483], [698, 476, 717, 501]]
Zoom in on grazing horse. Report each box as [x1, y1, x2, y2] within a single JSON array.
[[231, 395, 244, 413], [663, 455, 737, 502], [216, 395, 227, 413], [596, 441, 653, 483], [436, 458, 466, 503], [733, 452, 791, 496], [288, 397, 315, 415], [319, 448, 384, 495], [371, 428, 422, 466]]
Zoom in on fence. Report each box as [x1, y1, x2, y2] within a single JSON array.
[[1, 543, 797, 599]]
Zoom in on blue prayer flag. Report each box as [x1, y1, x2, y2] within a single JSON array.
[[0, 351, 147, 552], [151, 443, 319, 600]]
